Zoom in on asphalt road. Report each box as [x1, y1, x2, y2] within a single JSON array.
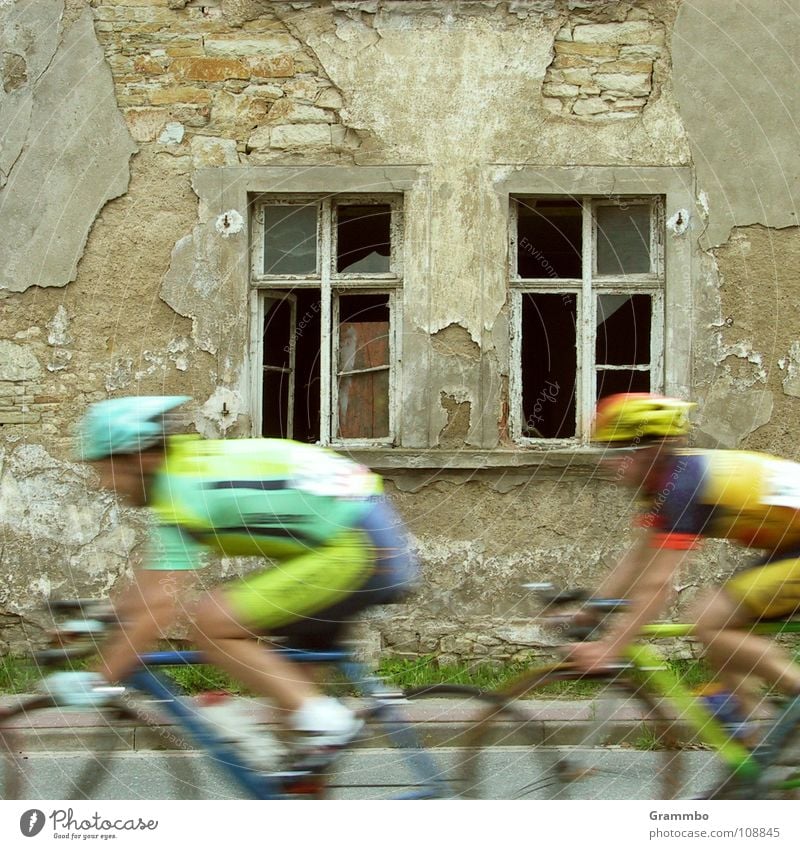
[[2, 748, 725, 800]]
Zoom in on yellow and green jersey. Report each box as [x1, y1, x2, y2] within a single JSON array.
[[145, 435, 383, 570]]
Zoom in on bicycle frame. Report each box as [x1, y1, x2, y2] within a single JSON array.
[[124, 648, 443, 800], [626, 619, 800, 791]]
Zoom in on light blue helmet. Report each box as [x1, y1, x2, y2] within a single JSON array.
[[76, 396, 191, 461]]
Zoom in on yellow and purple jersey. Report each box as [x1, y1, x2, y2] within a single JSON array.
[[643, 450, 800, 554]]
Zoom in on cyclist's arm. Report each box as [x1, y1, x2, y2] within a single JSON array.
[[591, 529, 652, 601], [97, 525, 206, 683], [599, 542, 690, 657], [568, 540, 690, 670]]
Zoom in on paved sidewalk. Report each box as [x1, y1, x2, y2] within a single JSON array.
[[0, 694, 772, 753]]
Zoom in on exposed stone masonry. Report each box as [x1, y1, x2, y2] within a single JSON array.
[[94, 0, 361, 162], [543, 15, 665, 120]]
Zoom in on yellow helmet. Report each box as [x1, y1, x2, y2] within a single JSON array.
[[592, 393, 694, 444]]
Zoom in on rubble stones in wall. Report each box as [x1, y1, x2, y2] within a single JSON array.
[[0, 341, 44, 425], [543, 16, 663, 121], [94, 5, 354, 157]]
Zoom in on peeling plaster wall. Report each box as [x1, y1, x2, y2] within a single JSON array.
[[0, 0, 799, 661], [0, 2, 138, 293], [671, 2, 800, 457]]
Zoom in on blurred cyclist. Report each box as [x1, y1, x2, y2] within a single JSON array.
[[49, 396, 417, 756], [568, 393, 800, 723]]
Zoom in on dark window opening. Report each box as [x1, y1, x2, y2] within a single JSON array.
[[262, 296, 294, 439], [262, 289, 321, 443], [596, 369, 651, 401], [596, 294, 652, 366], [521, 293, 577, 439], [336, 205, 392, 273], [517, 199, 582, 279], [337, 294, 390, 439]]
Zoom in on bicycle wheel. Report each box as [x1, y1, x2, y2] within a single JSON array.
[[0, 694, 206, 800], [448, 666, 685, 800], [400, 684, 540, 799], [319, 685, 530, 799], [752, 719, 800, 800]]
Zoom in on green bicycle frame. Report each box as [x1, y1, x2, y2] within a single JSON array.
[[624, 619, 800, 786]]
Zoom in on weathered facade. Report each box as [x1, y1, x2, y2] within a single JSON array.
[[1, 0, 799, 663]]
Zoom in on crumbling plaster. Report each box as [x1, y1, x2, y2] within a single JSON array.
[[1, 0, 800, 660], [0, 1, 137, 293], [671, 1, 800, 453]]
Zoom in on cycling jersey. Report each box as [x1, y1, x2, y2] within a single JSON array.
[[643, 450, 800, 618], [644, 450, 800, 554], [147, 435, 383, 569], [140, 435, 416, 637]]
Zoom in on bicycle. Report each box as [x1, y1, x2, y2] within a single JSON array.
[[407, 585, 800, 800], [0, 599, 514, 800]]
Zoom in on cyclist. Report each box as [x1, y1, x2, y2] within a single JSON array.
[[568, 392, 800, 726], [48, 395, 417, 757]]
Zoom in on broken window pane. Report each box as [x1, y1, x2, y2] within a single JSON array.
[[521, 293, 577, 439], [596, 204, 651, 274], [337, 205, 391, 273], [337, 294, 390, 439], [262, 296, 294, 439], [596, 294, 651, 366], [517, 199, 582, 279], [262, 290, 321, 442], [263, 205, 318, 275], [596, 368, 650, 401]]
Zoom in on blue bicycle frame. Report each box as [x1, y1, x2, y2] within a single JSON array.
[[128, 648, 444, 800]]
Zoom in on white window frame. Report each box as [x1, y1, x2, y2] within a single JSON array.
[[509, 195, 666, 446], [250, 193, 403, 447]]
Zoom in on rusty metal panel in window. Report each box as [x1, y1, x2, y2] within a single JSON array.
[[338, 322, 390, 439]]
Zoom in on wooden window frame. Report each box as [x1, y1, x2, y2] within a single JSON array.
[[250, 193, 403, 447], [509, 195, 666, 446]]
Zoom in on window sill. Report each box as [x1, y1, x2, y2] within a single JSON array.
[[342, 447, 606, 474]]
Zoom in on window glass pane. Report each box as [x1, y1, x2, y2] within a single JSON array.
[[521, 293, 577, 438], [596, 294, 651, 366], [338, 294, 390, 438], [263, 205, 318, 275], [596, 369, 650, 402], [596, 204, 651, 274], [517, 199, 582, 279], [337, 205, 391, 273]]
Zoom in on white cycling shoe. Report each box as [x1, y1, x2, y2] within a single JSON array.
[[290, 696, 364, 752]]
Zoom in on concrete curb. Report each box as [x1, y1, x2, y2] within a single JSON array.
[[0, 695, 771, 753]]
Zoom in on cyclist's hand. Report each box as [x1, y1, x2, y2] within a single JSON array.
[[564, 640, 619, 673]]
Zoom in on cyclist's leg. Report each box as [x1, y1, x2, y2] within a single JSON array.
[[193, 498, 416, 716], [693, 555, 800, 706], [97, 569, 195, 684], [192, 528, 373, 712]]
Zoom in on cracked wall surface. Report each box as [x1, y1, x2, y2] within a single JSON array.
[[0, 1, 137, 293], [0, 0, 799, 661]]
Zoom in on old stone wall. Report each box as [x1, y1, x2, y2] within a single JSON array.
[[1, 0, 799, 664]]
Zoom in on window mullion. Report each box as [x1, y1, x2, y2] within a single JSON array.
[[320, 199, 333, 445], [580, 198, 594, 442]]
